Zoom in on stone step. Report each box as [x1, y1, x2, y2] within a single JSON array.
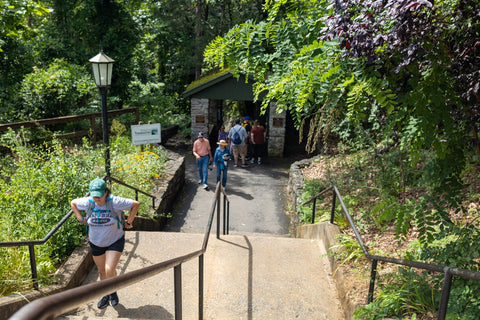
[[56, 231, 343, 319]]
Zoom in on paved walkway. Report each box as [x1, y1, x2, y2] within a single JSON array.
[[165, 150, 295, 235], [57, 232, 343, 320]]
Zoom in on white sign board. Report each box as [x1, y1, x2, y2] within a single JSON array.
[[131, 123, 161, 145]]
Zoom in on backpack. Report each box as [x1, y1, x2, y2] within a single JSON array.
[[86, 197, 125, 230], [232, 128, 242, 145]]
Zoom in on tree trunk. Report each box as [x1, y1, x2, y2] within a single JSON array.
[[195, 0, 203, 79]]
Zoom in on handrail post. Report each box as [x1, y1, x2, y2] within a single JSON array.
[[367, 259, 378, 303], [152, 197, 155, 211], [226, 201, 230, 235], [174, 265, 182, 320], [216, 190, 220, 239], [135, 190, 138, 202], [437, 268, 453, 320], [311, 198, 316, 224], [28, 245, 39, 290], [199, 255, 204, 320], [223, 193, 226, 235], [330, 191, 336, 224]]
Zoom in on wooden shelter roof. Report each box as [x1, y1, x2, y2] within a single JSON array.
[[183, 70, 261, 101]]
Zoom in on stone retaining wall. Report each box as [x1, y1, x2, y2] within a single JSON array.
[[132, 148, 185, 230], [286, 156, 321, 231], [0, 148, 185, 320]]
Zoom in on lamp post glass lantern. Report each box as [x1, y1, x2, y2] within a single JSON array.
[[89, 51, 115, 176]]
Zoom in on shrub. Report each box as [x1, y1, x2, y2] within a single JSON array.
[[0, 131, 98, 295], [111, 140, 168, 216], [19, 59, 97, 121], [354, 267, 437, 320], [0, 128, 167, 296]]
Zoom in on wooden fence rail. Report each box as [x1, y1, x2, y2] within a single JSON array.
[[0, 108, 139, 141]]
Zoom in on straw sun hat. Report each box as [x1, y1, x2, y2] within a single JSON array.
[[217, 140, 229, 146]]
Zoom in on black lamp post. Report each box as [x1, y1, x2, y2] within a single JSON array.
[[89, 51, 114, 176]]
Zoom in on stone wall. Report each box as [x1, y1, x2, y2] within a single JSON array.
[[160, 124, 179, 145], [287, 156, 321, 230], [133, 148, 185, 230], [191, 98, 209, 141], [267, 101, 286, 157]]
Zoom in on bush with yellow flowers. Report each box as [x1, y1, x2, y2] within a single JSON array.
[[111, 143, 167, 215]]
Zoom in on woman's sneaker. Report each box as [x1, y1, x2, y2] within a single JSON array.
[[97, 295, 110, 309], [110, 292, 119, 306]]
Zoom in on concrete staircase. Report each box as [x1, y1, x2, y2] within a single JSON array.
[[56, 231, 344, 320]]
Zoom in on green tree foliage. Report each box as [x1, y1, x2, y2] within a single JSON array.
[[203, 0, 480, 317], [203, 0, 477, 242], [1, 0, 267, 128], [0, 1, 50, 120], [204, 0, 358, 151], [19, 59, 97, 120], [35, 0, 139, 103]]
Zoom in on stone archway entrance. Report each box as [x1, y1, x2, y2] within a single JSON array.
[[183, 70, 286, 157]]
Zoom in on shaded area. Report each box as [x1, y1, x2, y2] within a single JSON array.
[[163, 141, 301, 235]]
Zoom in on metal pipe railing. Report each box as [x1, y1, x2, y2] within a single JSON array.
[[301, 185, 480, 320], [105, 175, 157, 211], [0, 210, 76, 290], [9, 182, 230, 320]]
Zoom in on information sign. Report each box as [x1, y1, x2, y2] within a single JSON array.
[[131, 123, 161, 145]]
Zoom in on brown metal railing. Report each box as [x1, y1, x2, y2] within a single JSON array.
[[8, 182, 230, 320], [106, 175, 157, 210], [302, 185, 480, 320]]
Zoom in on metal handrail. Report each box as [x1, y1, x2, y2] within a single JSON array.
[[9, 182, 230, 320], [106, 175, 157, 210], [302, 185, 480, 320], [0, 175, 159, 290], [0, 209, 76, 290]]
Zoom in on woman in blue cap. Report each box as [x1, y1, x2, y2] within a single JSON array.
[[71, 178, 140, 309]]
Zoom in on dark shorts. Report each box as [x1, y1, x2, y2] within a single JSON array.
[[89, 236, 125, 256]]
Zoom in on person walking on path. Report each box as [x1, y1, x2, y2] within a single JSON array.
[[228, 119, 249, 168], [71, 178, 140, 309], [193, 132, 212, 189], [212, 139, 231, 190], [250, 120, 267, 164], [242, 116, 253, 160], [218, 125, 228, 142]]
